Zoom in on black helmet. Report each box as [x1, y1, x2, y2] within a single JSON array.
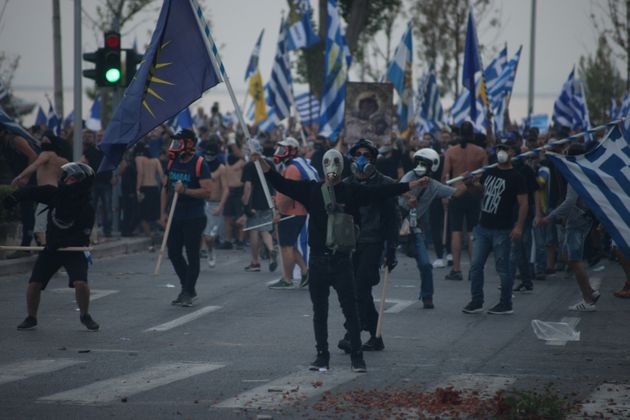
[[59, 162, 95, 194], [349, 138, 378, 160]]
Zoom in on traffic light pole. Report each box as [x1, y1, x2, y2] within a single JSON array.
[[73, 0, 82, 162]]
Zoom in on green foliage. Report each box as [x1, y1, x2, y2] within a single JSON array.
[[579, 35, 626, 125], [0, 185, 19, 224], [494, 384, 574, 420]]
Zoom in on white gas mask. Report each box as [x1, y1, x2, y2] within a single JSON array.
[[323, 149, 344, 185]]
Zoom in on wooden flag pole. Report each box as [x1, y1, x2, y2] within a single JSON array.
[[375, 263, 391, 339], [154, 192, 178, 276]]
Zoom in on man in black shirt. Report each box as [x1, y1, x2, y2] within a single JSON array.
[[462, 138, 528, 315], [253, 148, 428, 373]]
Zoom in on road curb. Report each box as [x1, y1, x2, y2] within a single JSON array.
[[0, 237, 152, 277]]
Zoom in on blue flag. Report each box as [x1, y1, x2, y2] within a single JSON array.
[[86, 96, 101, 131], [100, 0, 221, 170], [0, 106, 40, 151], [286, 0, 320, 50], [35, 106, 47, 126], [63, 110, 74, 129], [244, 29, 264, 81], [462, 7, 483, 120], [46, 103, 61, 136]]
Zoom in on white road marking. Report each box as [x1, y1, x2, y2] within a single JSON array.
[[214, 369, 360, 409], [573, 383, 630, 418], [377, 299, 416, 313], [39, 362, 225, 404], [50, 288, 119, 301], [0, 359, 85, 386], [144, 306, 221, 332], [433, 374, 516, 398], [546, 317, 581, 347]]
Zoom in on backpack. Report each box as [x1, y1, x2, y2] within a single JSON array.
[[321, 184, 357, 254]]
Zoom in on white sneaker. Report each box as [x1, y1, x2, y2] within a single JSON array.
[[432, 258, 446, 268], [446, 254, 453, 266], [207, 252, 216, 268], [568, 300, 596, 312]]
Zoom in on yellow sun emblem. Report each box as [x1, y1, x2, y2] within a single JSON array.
[[142, 40, 175, 118]]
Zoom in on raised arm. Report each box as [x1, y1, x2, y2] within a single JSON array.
[[12, 152, 49, 186]]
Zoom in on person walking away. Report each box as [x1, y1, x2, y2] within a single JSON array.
[[221, 134, 246, 249]]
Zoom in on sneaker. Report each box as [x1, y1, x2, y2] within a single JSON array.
[[309, 350, 330, 371], [361, 336, 384, 351], [462, 301, 483, 314], [80, 314, 100, 331], [446, 254, 453, 266], [207, 252, 216, 268], [17, 316, 37, 330], [350, 352, 367, 373], [268, 278, 294, 289], [171, 292, 184, 306], [422, 299, 435, 309], [445, 270, 463, 281], [244, 263, 261, 272], [613, 288, 630, 299], [432, 258, 446, 269], [568, 300, 596, 312], [337, 337, 352, 354], [487, 303, 514, 315], [180, 294, 193, 307], [269, 250, 278, 272], [299, 271, 309, 288], [513, 282, 534, 293]]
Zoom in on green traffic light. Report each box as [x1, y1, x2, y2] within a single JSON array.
[[105, 68, 121, 83]]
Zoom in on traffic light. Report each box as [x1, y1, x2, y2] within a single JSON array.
[[103, 31, 122, 85], [124, 49, 143, 87], [83, 49, 104, 85]]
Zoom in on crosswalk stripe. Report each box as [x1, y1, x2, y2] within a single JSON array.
[[39, 362, 225, 404], [50, 288, 119, 301], [0, 359, 85, 386], [381, 299, 416, 313], [573, 383, 630, 418], [144, 306, 221, 332], [214, 369, 360, 409]]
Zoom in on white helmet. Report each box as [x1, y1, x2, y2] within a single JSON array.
[[412, 148, 440, 176]]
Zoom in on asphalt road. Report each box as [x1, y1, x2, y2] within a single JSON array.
[[1, 246, 629, 419]]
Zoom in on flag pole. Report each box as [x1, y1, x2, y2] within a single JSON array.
[[189, 0, 284, 270]]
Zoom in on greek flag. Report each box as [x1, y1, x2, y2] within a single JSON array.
[[295, 92, 320, 126], [286, 0, 319, 50], [35, 106, 47, 126], [246, 84, 279, 132], [386, 23, 413, 132], [268, 20, 293, 121], [552, 68, 590, 131], [491, 46, 523, 132], [617, 92, 630, 120], [449, 86, 487, 134], [319, 0, 351, 141], [416, 69, 444, 133], [484, 46, 507, 102], [85, 96, 101, 131], [289, 156, 319, 272], [46, 102, 61, 136], [244, 29, 264, 81], [63, 110, 74, 129], [546, 124, 630, 259]]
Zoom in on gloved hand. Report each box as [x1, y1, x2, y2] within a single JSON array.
[[385, 247, 398, 272], [2, 194, 18, 210]]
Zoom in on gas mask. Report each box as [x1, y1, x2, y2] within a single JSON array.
[[323, 149, 343, 185], [273, 144, 295, 164], [350, 153, 375, 179], [168, 139, 194, 160], [496, 149, 509, 164], [413, 163, 428, 177]]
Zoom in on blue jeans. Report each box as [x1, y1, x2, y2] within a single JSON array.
[[510, 216, 533, 285], [469, 225, 513, 306], [414, 231, 433, 300]]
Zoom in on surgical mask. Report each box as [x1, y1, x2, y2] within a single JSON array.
[[497, 150, 509, 164], [413, 164, 427, 177], [323, 149, 343, 184], [350, 154, 375, 178]]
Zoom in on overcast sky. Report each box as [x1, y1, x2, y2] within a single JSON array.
[[0, 0, 620, 119]]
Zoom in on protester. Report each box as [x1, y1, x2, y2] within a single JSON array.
[[253, 147, 430, 373], [462, 137, 528, 315], [82, 130, 115, 238], [4, 162, 99, 331], [222, 134, 246, 250], [442, 121, 488, 281], [118, 147, 139, 237], [136, 141, 164, 250], [161, 129, 211, 307]]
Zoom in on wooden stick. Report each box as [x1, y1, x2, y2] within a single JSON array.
[[154, 192, 179, 276], [0, 246, 91, 252], [375, 264, 391, 339], [442, 206, 449, 245], [242, 215, 296, 232]]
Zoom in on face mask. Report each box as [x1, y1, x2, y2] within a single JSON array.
[[323, 149, 343, 185], [350, 154, 375, 178], [413, 164, 427, 177], [497, 150, 509, 164]]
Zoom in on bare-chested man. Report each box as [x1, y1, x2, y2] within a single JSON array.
[[135, 141, 164, 250], [221, 134, 246, 249], [441, 121, 488, 280], [199, 137, 228, 267], [12, 131, 68, 245]]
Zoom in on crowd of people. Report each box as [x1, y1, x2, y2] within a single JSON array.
[[3, 100, 630, 372]]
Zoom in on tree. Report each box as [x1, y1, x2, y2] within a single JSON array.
[[590, 0, 630, 89], [408, 0, 500, 97], [579, 35, 626, 125]]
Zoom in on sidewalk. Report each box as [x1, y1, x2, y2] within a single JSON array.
[[0, 236, 152, 277]]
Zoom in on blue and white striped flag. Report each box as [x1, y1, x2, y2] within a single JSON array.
[[416, 69, 444, 133], [244, 29, 264, 81], [46, 102, 61, 136], [286, 0, 319, 50], [319, 0, 351, 140], [484, 46, 507, 102], [267, 20, 293, 121], [546, 124, 630, 259], [449, 87, 487, 134], [295, 92, 320, 126], [553, 68, 590, 131], [86, 96, 101, 131], [63, 110, 74, 129], [387, 22, 414, 132], [617, 92, 630, 120], [491, 46, 523, 132]]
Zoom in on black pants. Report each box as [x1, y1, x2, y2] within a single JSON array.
[[309, 253, 362, 354], [19, 200, 35, 246], [429, 198, 451, 258], [351, 242, 382, 337], [167, 217, 206, 295], [120, 193, 139, 236]]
